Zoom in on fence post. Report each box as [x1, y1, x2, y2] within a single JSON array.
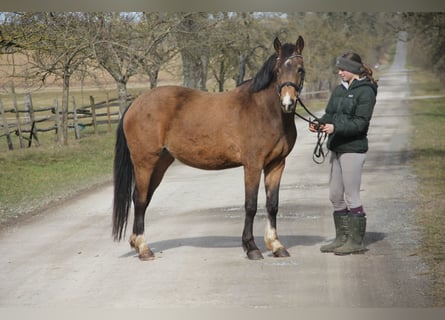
[[89, 96, 98, 135], [53, 98, 62, 144], [106, 93, 112, 132], [71, 96, 81, 139], [0, 97, 14, 150], [24, 93, 39, 147], [10, 82, 25, 148]]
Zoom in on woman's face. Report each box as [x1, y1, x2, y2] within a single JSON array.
[[338, 68, 357, 83]]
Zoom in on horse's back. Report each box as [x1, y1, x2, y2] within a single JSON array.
[[128, 85, 249, 117], [123, 85, 250, 170]]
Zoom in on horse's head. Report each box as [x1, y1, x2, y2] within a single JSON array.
[[274, 36, 305, 114]]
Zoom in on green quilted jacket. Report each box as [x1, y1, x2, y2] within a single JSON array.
[[319, 78, 377, 153]]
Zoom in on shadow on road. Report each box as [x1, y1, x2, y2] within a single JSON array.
[[119, 234, 325, 258], [365, 231, 386, 246]]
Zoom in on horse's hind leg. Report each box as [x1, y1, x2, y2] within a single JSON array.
[[130, 151, 175, 260], [264, 159, 290, 257]]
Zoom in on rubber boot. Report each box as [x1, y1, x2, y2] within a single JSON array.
[[334, 213, 367, 255], [320, 210, 349, 253]]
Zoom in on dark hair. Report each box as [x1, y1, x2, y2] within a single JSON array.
[[342, 52, 378, 87]]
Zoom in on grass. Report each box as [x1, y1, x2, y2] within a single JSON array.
[[409, 70, 445, 306], [0, 82, 149, 225], [0, 127, 116, 225]]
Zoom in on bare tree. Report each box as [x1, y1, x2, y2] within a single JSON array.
[[174, 13, 213, 90], [135, 13, 180, 89], [4, 12, 92, 145], [403, 12, 445, 83], [85, 13, 142, 114], [207, 12, 278, 91]]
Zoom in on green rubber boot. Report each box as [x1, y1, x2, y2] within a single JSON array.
[[334, 213, 367, 255], [320, 211, 349, 253]]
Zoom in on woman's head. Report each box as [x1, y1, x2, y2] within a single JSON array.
[[336, 52, 364, 75], [336, 52, 377, 86]]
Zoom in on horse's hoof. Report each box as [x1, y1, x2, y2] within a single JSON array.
[[273, 247, 290, 258], [247, 249, 264, 260], [139, 249, 155, 261]]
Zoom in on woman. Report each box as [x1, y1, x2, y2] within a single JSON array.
[[309, 52, 378, 255]]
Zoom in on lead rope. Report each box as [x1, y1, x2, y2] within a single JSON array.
[[295, 96, 329, 164], [312, 125, 329, 164]]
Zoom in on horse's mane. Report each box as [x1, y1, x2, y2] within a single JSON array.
[[250, 43, 297, 93], [251, 53, 278, 93]]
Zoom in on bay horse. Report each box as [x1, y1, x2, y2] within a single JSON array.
[[113, 36, 305, 260]]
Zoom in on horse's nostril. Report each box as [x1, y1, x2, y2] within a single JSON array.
[[281, 99, 295, 108], [281, 100, 295, 113]]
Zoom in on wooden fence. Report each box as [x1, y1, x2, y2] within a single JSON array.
[[0, 93, 134, 150], [1, 89, 329, 151]]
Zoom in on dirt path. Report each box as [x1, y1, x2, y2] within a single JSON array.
[[0, 34, 432, 308]]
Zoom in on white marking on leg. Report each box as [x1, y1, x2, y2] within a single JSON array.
[[130, 234, 150, 254], [134, 235, 149, 253], [264, 220, 284, 252]]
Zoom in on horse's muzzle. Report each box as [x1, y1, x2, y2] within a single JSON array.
[[281, 99, 297, 114], [280, 90, 297, 113]]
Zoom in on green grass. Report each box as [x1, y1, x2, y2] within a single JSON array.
[[409, 71, 445, 306], [0, 127, 116, 224]]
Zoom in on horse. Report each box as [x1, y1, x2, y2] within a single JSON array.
[[113, 36, 305, 261]]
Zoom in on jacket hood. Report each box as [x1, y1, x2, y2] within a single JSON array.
[[349, 77, 378, 95]]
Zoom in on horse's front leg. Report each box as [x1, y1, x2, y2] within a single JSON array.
[[242, 166, 263, 260], [264, 159, 290, 258]]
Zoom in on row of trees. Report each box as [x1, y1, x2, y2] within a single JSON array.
[[1, 12, 437, 145], [402, 13, 445, 83]]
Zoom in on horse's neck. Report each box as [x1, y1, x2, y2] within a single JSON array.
[[251, 86, 295, 128], [253, 85, 279, 108]]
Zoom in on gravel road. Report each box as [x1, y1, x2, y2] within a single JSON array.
[[0, 33, 433, 308]]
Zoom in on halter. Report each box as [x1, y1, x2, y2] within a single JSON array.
[[277, 80, 304, 96], [276, 54, 305, 97]]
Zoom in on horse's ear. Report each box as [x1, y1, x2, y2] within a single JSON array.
[[295, 36, 304, 54], [274, 37, 282, 53]]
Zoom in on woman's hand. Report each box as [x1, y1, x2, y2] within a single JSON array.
[[309, 121, 334, 134], [309, 122, 320, 132], [322, 123, 335, 134], [309, 121, 329, 133]]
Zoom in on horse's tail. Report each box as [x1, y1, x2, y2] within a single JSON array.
[[112, 112, 133, 241]]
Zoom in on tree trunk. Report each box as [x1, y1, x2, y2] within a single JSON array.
[[177, 13, 209, 91], [218, 60, 225, 92], [117, 80, 129, 115], [181, 51, 202, 89], [199, 54, 208, 91], [148, 66, 160, 89], [60, 71, 71, 146], [236, 54, 246, 86]]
